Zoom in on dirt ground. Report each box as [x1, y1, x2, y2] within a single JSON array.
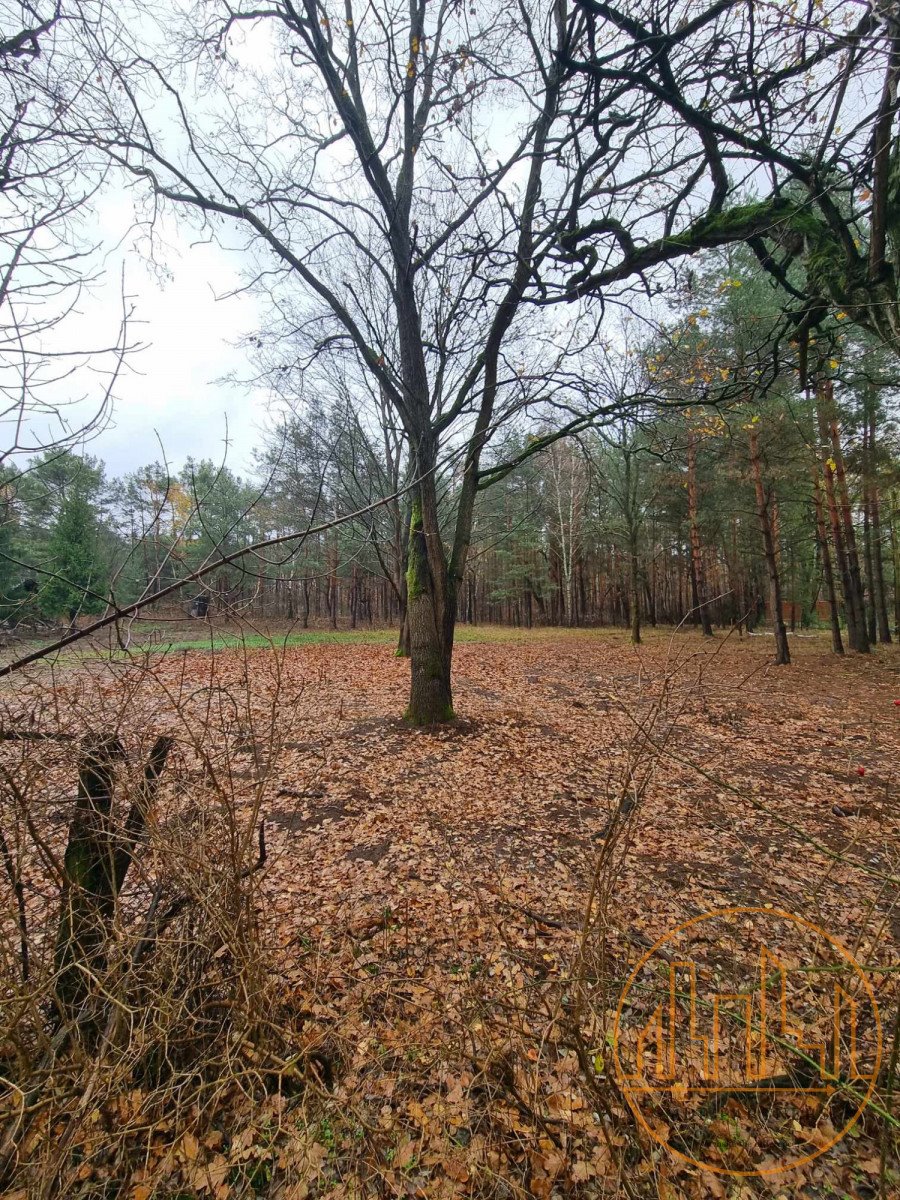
[[6, 626, 900, 1197]]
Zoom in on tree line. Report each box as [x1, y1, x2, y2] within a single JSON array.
[[5, 241, 896, 657]]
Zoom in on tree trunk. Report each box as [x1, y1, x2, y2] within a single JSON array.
[[328, 546, 339, 629], [890, 489, 900, 637], [54, 736, 173, 1022], [55, 737, 125, 1017], [749, 429, 790, 665], [816, 383, 869, 652], [627, 522, 641, 644], [812, 472, 844, 654], [825, 395, 869, 652], [687, 432, 713, 636], [870, 483, 892, 644], [397, 609, 411, 657], [404, 497, 453, 725], [393, 507, 411, 656], [863, 492, 878, 644]]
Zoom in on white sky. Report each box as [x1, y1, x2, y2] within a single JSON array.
[[73, 189, 270, 482]]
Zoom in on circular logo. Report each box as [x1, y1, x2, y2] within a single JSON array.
[[613, 906, 881, 1176]]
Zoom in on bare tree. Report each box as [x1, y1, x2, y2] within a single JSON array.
[[554, 0, 900, 369], [77, 0, 604, 723], [0, 1, 130, 473]]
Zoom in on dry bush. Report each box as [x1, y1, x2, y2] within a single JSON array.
[[0, 645, 322, 1199]]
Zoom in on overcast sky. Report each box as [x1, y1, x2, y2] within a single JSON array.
[[69, 189, 271, 483]]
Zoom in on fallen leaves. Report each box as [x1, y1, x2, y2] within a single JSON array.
[[5, 628, 899, 1197]]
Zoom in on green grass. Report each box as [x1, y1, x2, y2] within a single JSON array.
[[130, 628, 398, 654], [8, 621, 840, 676], [0, 623, 636, 678], [125, 624, 583, 655]]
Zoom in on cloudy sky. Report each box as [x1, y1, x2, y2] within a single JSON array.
[[68, 189, 271, 482]]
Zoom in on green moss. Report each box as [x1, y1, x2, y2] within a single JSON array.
[[657, 196, 794, 255], [694, 197, 787, 239], [405, 498, 427, 601], [403, 702, 454, 726]]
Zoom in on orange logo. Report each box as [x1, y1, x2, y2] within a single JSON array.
[[613, 907, 881, 1176]]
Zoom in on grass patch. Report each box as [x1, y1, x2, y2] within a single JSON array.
[[126, 624, 629, 656]]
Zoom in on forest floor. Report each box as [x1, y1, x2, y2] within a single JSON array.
[[6, 627, 900, 1199]]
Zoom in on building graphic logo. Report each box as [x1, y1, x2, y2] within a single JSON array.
[[613, 907, 881, 1176]]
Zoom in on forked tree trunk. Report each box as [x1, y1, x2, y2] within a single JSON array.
[[749, 429, 790, 665]]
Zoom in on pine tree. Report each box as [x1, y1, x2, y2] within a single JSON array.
[[41, 486, 108, 621]]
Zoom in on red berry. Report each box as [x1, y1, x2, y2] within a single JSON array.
[[894, 699, 900, 706], [857, 767, 866, 777]]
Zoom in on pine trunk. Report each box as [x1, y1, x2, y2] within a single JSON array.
[[828, 414, 870, 652], [749, 429, 790, 665], [812, 472, 844, 654], [816, 383, 869, 652], [870, 484, 892, 644], [890, 490, 900, 637], [687, 432, 713, 636]]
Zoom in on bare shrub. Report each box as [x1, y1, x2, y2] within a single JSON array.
[[0, 644, 315, 1197]]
